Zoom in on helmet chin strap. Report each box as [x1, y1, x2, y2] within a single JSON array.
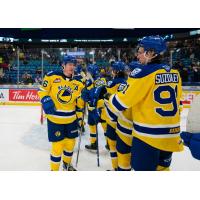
[[144, 51, 157, 64]]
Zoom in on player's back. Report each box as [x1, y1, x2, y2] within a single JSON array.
[[110, 63, 183, 152], [130, 64, 183, 151], [131, 64, 181, 127]]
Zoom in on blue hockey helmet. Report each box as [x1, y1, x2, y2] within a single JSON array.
[[62, 55, 77, 65], [139, 36, 167, 54], [87, 64, 100, 77], [111, 61, 126, 72]]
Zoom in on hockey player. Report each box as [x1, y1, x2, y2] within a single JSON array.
[[181, 94, 200, 160], [94, 36, 184, 171], [88, 61, 127, 169], [116, 36, 184, 170], [113, 61, 142, 170], [81, 64, 107, 151], [38, 55, 84, 171], [90, 61, 140, 170]]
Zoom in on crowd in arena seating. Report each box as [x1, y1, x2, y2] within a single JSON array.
[[0, 38, 200, 85]]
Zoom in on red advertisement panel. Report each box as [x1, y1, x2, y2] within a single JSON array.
[[9, 89, 40, 102]]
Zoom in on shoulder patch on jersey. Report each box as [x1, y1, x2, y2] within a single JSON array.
[[46, 70, 63, 77], [107, 78, 126, 88], [162, 65, 171, 72], [130, 68, 142, 77], [129, 64, 168, 79], [46, 71, 54, 76], [117, 83, 129, 93], [107, 80, 113, 87]]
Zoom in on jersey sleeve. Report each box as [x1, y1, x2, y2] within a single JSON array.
[[38, 75, 52, 100], [109, 75, 152, 113], [76, 96, 85, 110]]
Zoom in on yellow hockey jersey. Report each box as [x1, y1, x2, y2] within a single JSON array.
[[109, 63, 184, 152], [38, 70, 84, 124], [116, 108, 133, 146], [104, 78, 126, 128]]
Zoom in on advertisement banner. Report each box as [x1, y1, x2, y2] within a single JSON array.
[[182, 91, 200, 106], [0, 89, 9, 102], [9, 89, 40, 102]]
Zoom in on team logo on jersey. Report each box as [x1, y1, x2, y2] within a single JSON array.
[[57, 86, 73, 104], [117, 83, 129, 93], [162, 65, 171, 72], [107, 81, 113, 87], [55, 131, 61, 137], [53, 78, 61, 83], [95, 79, 106, 87], [130, 68, 142, 77]]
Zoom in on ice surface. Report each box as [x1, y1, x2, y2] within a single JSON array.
[[0, 106, 199, 171]]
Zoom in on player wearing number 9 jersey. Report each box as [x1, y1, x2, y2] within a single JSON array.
[[108, 36, 184, 171]]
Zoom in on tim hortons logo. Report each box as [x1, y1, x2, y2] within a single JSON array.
[[9, 90, 40, 102]]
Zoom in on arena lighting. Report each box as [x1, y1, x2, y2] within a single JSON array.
[[190, 30, 200, 36], [41, 39, 49, 42], [74, 39, 114, 42], [123, 38, 128, 42], [60, 39, 67, 42], [28, 39, 32, 42], [163, 34, 174, 40], [112, 28, 135, 30], [41, 39, 60, 42], [89, 51, 95, 55], [0, 37, 14, 42]]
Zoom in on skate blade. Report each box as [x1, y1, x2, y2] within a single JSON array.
[[85, 148, 97, 153]]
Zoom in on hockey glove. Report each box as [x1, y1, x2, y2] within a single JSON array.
[[107, 78, 126, 88], [85, 79, 93, 88], [41, 96, 55, 115], [81, 88, 90, 102], [89, 86, 107, 107], [181, 131, 200, 160]]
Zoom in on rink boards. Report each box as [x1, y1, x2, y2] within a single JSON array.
[[0, 86, 200, 107]]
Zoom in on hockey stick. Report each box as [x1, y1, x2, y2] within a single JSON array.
[[95, 114, 100, 167], [75, 103, 86, 167], [85, 71, 100, 167], [90, 73, 100, 167]]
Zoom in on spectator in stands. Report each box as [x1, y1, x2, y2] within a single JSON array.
[[34, 75, 42, 85], [24, 74, 34, 85], [109, 55, 116, 63], [22, 72, 34, 85], [0, 73, 6, 84], [192, 66, 200, 82], [179, 67, 189, 82]]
